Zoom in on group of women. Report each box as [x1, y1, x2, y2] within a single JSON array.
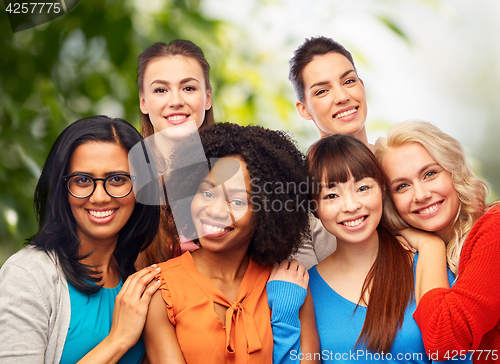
[[0, 35, 498, 364]]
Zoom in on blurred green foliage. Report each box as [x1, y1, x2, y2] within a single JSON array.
[[0, 0, 251, 264]]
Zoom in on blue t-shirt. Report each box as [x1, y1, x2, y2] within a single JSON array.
[[60, 279, 145, 364], [308, 254, 471, 363]]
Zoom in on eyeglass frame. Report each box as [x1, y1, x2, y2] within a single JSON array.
[[62, 173, 137, 199]]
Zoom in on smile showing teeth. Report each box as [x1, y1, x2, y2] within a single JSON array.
[[88, 210, 115, 218], [334, 108, 357, 119], [341, 216, 365, 227], [166, 114, 188, 121], [203, 222, 231, 233], [416, 203, 440, 215]]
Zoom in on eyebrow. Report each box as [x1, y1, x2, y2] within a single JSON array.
[[70, 171, 129, 177], [199, 179, 250, 194], [150, 77, 200, 87], [389, 163, 441, 187], [309, 70, 356, 90]]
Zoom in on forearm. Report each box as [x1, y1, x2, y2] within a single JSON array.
[[415, 241, 449, 303], [76, 336, 130, 364]]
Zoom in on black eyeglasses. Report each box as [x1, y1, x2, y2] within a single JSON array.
[[63, 173, 137, 199]]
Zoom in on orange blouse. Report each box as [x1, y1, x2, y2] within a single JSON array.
[[157, 252, 273, 364]]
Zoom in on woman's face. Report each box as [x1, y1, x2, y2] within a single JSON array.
[[316, 175, 382, 246], [190, 157, 254, 254], [296, 52, 368, 139], [382, 142, 460, 241], [67, 142, 136, 246], [139, 55, 212, 140]]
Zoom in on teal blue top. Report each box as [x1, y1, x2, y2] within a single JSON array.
[[60, 279, 145, 364]]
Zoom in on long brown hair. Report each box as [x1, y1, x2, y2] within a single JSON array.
[[135, 40, 215, 268], [307, 134, 414, 353], [137, 39, 215, 137]]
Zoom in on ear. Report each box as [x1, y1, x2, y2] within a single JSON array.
[[139, 93, 149, 115], [296, 100, 313, 120], [359, 78, 365, 87], [205, 90, 212, 110]]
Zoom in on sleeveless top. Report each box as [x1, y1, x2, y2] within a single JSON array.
[[157, 252, 273, 363]]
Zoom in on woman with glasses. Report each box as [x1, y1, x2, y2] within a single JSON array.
[[0, 115, 160, 364]]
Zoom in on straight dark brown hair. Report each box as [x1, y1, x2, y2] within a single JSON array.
[[307, 134, 414, 353]]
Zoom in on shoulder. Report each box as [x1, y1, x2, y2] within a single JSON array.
[[470, 205, 500, 238], [0, 245, 65, 290]]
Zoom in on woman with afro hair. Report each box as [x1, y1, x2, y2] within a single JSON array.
[[143, 123, 319, 363]]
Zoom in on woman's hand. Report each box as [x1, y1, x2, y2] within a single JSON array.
[[77, 265, 162, 364], [268, 259, 308, 290], [108, 265, 162, 349], [394, 227, 445, 253]]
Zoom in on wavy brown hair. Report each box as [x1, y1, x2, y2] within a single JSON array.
[[308, 134, 414, 353]]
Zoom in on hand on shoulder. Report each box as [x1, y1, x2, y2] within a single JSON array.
[[268, 259, 309, 290]]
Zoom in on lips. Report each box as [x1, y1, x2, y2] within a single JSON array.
[[86, 208, 117, 223], [200, 219, 234, 239], [165, 113, 190, 125], [333, 106, 358, 119], [338, 215, 367, 230], [412, 201, 443, 215]]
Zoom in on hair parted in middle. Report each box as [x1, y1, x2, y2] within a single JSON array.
[[165, 122, 310, 265], [289, 36, 357, 102], [137, 39, 215, 137], [307, 134, 414, 353], [374, 120, 488, 275], [28, 115, 160, 294]]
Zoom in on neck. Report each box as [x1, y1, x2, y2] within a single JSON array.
[[332, 232, 379, 270], [191, 248, 250, 282], [78, 235, 120, 286]]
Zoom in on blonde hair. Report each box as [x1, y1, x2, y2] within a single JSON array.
[[374, 120, 487, 275]]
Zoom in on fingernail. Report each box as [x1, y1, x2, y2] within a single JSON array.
[[157, 279, 161, 284], [151, 264, 157, 268], [155, 267, 161, 272]]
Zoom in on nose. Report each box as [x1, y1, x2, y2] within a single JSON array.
[[332, 86, 350, 104], [89, 181, 112, 203], [340, 193, 361, 213], [412, 182, 432, 202], [206, 194, 231, 220], [168, 90, 185, 108]]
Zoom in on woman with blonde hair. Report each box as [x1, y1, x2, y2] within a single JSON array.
[[374, 120, 500, 362]]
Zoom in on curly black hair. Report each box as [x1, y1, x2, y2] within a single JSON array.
[[165, 123, 310, 265]]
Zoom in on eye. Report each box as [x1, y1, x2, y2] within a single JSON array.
[[107, 175, 128, 186], [230, 199, 247, 208], [357, 185, 371, 193], [74, 175, 93, 186], [184, 85, 197, 92], [201, 190, 213, 199], [424, 171, 438, 179], [395, 183, 409, 192], [154, 87, 166, 93], [314, 89, 327, 96], [344, 78, 356, 85], [322, 193, 338, 200]]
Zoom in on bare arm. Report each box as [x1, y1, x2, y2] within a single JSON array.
[[76, 266, 162, 364], [395, 228, 449, 303], [142, 290, 186, 364], [298, 290, 320, 364]]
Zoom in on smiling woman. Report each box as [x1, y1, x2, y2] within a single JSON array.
[[135, 40, 216, 269], [374, 121, 500, 362], [0, 116, 161, 364], [142, 123, 320, 364]]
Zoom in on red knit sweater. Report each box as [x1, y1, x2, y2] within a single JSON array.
[[413, 206, 500, 363]]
